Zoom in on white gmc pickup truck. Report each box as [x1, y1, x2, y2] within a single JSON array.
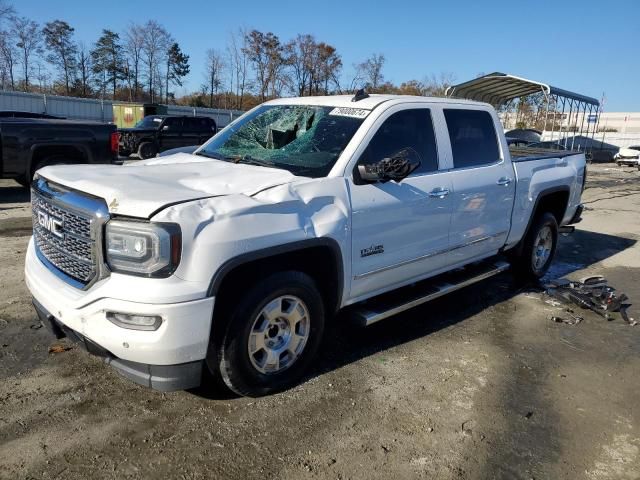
[[25, 94, 586, 396]]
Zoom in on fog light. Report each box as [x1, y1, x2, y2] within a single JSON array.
[[106, 312, 162, 331]]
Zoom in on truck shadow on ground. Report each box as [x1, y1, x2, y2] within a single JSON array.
[[0, 184, 30, 205], [193, 228, 636, 401]]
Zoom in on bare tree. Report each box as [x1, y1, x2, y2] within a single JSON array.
[[0, 0, 13, 22], [12, 16, 41, 91], [75, 42, 92, 97], [0, 0, 15, 89], [204, 48, 224, 108], [355, 53, 385, 91], [140, 20, 170, 103], [0, 29, 17, 89], [285, 34, 315, 96], [312, 42, 341, 95], [227, 29, 249, 110], [422, 72, 456, 97], [244, 30, 285, 101], [124, 23, 144, 100]]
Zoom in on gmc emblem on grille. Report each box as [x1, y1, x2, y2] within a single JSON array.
[[37, 210, 64, 239]]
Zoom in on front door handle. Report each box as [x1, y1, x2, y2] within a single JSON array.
[[497, 177, 512, 186], [429, 188, 450, 198]]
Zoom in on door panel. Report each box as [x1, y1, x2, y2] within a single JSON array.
[[348, 106, 452, 299], [444, 108, 515, 264], [158, 118, 183, 151], [449, 163, 514, 264], [349, 174, 453, 298]]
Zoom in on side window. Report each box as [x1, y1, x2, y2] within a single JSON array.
[[201, 118, 216, 133], [183, 118, 201, 133], [444, 109, 500, 168], [359, 109, 438, 174], [162, 117, 182, 132]]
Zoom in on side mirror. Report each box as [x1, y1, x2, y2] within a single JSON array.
[[357, 148, 421, 183], [162, 125, 170, 131]]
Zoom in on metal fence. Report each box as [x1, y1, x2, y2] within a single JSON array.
[[0, 90, 245, 127], [0, 90, 112, 122]]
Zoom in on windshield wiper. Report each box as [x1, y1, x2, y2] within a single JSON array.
[[195, 150, 227, 160], [228, 154, 275, 168]]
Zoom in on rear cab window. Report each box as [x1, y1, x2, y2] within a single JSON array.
[[184, 117, 215, 133], [444, 109, 500, 168], [162, 117, 182, 132]]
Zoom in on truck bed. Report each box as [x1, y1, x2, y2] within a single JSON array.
[[509, 146, 583, 162]]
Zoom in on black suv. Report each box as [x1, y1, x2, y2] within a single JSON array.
[[118, 115, 217, 159]]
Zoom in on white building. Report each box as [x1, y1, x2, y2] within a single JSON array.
[[595, 112, 640, 134]]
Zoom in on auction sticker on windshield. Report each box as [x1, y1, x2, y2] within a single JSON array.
[[328, 107, 370, 119]]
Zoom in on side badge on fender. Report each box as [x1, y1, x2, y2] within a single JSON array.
[[360, 244, 384, 258]]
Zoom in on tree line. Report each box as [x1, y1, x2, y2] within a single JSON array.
[[0, 1, 456, 111]]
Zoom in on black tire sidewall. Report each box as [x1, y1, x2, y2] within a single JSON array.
[[218, 271, 325, 397], [31, 155, 68, 182], [522, 212, 559, 278], [138, 142, 158, 159]]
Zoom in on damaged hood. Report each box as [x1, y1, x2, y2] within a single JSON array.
[[38, 153, 298, 217]]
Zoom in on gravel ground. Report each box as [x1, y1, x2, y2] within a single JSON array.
[[0, 164, 639, 480]]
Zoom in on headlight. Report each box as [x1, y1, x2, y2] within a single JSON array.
[[105, 220, 181, 277]]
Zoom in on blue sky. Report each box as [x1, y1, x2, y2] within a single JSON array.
[[16, 0, 640, 111]]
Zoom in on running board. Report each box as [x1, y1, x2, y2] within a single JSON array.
[[351, 260, 511, 326]]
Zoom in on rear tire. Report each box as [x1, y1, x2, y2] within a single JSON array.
[[137, 142, 158, 159], [510, 212, 559, 280], [15, 176, 29, 188], [215, 271, 325, 397], [30, 155, 70, 184]]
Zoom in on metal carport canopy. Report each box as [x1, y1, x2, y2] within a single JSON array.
[[445, 72, 599, 107]]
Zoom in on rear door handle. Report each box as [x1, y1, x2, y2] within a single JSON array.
[[497, 177, 512, 186], [429, 188, 450, 198]]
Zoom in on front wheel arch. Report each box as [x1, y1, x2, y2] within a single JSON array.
[[212, 270, 326, 397]]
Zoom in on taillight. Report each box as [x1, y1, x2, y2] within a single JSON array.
[[110, 132, 119, 155], [582, 165, 587, 192]]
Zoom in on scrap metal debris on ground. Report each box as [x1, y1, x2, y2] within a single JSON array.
[[543, 276, 637, 326]]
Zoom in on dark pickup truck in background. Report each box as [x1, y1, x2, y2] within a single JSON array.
[[0, 118, 118, 187], [118, 115, 217, 159]]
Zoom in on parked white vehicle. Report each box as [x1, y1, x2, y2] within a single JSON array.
[[25, 94, 586, 396], [614, 146, 640, 166]]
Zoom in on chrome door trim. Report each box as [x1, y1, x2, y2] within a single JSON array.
[[353, 230, 508, 279]]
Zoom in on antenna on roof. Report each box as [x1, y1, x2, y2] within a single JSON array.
[[351, 88, 369, 102]]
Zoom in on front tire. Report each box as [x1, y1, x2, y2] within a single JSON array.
[[216, 271, 325, 397], [511, 212, 559, 280]]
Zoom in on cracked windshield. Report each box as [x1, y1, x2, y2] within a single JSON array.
[[198, 105, 365, 177]]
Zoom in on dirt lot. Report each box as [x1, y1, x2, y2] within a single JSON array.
[[1, 165, 639, 480]]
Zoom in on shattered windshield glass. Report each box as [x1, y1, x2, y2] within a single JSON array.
[[197, 105, 366, 177]]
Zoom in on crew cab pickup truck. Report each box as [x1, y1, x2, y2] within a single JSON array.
[[25, 94, 585, 396], [118, 115, 217, 159], [0, 118, 118, 187]]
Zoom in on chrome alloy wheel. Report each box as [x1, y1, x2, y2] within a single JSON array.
[[247, 295, 311, 374], [532, 225, 553, 271]]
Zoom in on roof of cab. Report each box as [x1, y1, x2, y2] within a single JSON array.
[[264, 94, 491, 110]]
